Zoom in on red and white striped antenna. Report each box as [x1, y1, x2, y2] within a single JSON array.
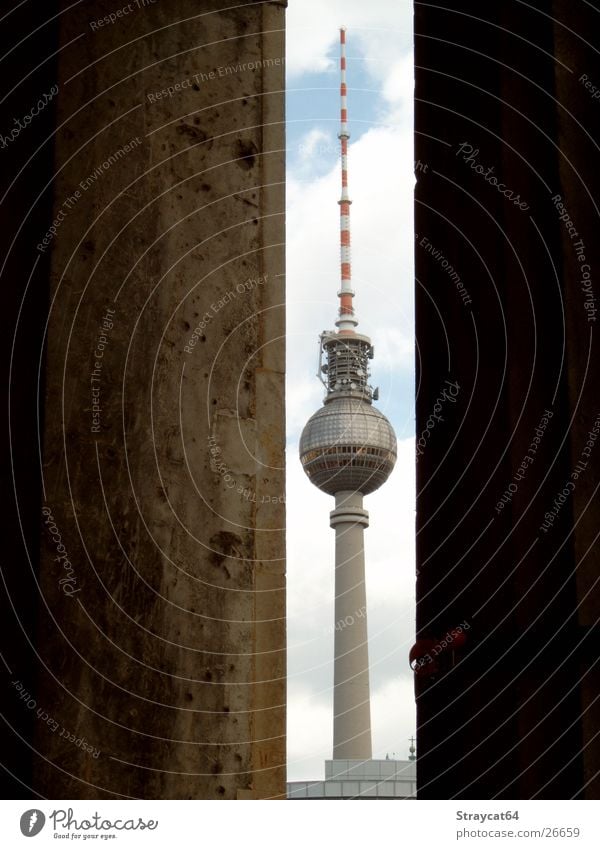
[[337, 26, 358, 334]]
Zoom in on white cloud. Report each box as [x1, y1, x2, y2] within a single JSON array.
[[298, 127, 331, 160], [287, 685, 332, 780], [371, 677, 417, 761], [381, 52, 415, 127], [286, 372, 323, 438], [382, 51, 415, 105], [286, 0, 413, 80]]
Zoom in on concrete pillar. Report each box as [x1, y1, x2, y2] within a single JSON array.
[[415, 0, 600, 799], [32, 0, 287, 800], [330, 491, 372, 760]]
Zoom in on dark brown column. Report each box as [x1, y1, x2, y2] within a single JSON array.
[[415, 0, 599, 799]]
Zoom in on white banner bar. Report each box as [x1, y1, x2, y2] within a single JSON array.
[[0, 800, 598, 848]]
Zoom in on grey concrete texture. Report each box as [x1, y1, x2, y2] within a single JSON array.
[[35, 0, 286, 799]]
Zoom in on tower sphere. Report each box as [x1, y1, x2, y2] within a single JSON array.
[[299, 396, 397, 496]]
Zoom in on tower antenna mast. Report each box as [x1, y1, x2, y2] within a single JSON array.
[[337, 27, 357, 333]]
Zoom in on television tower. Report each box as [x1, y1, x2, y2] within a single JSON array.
[[299, 27, 397, 761]]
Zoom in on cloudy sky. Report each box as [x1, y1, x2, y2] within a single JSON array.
[[285, 0, 416, 781]]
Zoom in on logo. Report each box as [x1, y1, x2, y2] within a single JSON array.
[[20, 810, 45, 837]]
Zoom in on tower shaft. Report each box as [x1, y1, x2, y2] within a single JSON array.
[[331, 490, 372, 759]]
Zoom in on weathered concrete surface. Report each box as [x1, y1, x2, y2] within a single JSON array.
[[415, 0, 600, 799], [34, 0, 286, 799]]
